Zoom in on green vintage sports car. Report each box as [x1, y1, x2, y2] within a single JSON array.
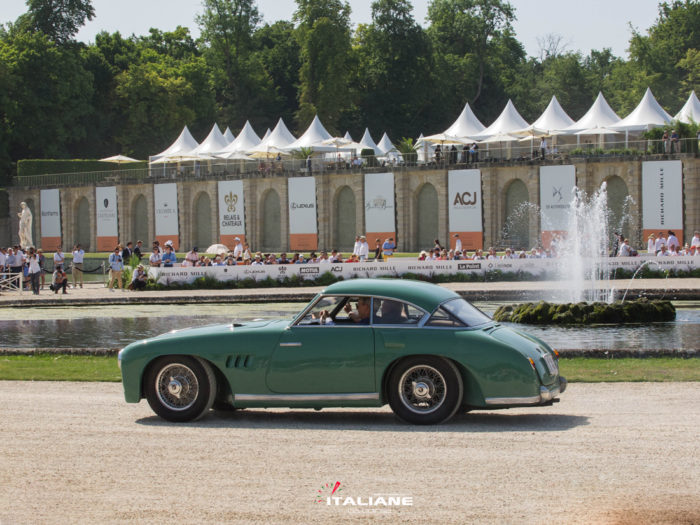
[[119, 279, 566, 424]]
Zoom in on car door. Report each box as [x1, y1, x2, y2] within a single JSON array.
[[265, 296, 376, 394]]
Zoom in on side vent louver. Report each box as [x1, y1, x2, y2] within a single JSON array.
[[226, 355, 252, 369]]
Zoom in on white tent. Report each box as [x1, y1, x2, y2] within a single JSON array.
[[248, 118, 297, 154], [476, 99, 529, 139], [223, 127, 235, 143], [216, 121, 261, 158], [377, 132, 401, 162], [674, 91, 700, 124], [261, 128, 272, 141], [343, 131, 354, 141], [563, 92, 621, 132], [414, 133, 435, 163], [191, 124, 229, 157], [444, 102, 486, 139], [515, 95, 574, 136], [284, 115, 335, 152], [150, 125, 199, 162], [612, 87, 673, 131], [356, 128, 383, 156]]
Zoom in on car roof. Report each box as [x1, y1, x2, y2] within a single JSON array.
[[322, 278, 459, 312]]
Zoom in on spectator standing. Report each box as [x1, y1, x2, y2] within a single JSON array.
[[53, 246, 65, 269], [691, 230, 700, 248], [352, 236, 361, 257], [232, 237, 243, 260], [655, 232, 666, 253], [667, 231, 680, 250], [540, 137, 547, 159], [72, 244, 84, 288], [662, 130, 670, 153], [27, 248, 41, 295], [454, 234, 462, 254], [134, 240, 143, 260], [358, 236, 370, 261], [382, 237, 396, 260], [670, 129, 680, 153], [122, 242, 134, 263], [107, 246, 124, 291], [647, 233, 656, 254]]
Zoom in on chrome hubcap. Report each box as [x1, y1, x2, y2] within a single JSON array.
[[156, 364, 199, 411], [399, 365, 446, 414]]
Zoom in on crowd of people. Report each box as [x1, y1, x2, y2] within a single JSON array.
[[2, 229, 699, 294]]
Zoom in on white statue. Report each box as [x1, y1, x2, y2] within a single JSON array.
[[18, 201, 33, 248]]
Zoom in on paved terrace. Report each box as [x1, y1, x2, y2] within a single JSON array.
[[1, 278, 698, 307]]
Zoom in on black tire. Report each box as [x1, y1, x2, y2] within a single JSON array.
[[145, 356, 217, 422], [387, 356, 463, 425]]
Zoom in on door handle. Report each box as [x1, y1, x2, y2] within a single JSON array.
[[279, 342, 302, 347]]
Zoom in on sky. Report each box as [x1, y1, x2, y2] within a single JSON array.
[[2, 0, 661, 59]]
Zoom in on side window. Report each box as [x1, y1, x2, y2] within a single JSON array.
[[426, 307, 466, 328], [372, 299, 424, 325], [297, 296, 345, 325]]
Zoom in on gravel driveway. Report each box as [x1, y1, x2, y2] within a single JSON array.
[[1, 381, 698, 524]]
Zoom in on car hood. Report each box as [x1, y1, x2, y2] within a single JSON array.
[[146, 319, 289, 342]]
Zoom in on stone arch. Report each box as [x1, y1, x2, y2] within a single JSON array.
[[415, 183, 438, 251], [604, 175, 630, 238], [73, 196, 91, 250], [333, 185, 356, 251], [131, 194, 149, 246], [193, 191, 212, 249], [260, 189, 281, 251], [503, 178, 530, 250]]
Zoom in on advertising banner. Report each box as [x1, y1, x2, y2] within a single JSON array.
[[288, 177, 318, 251], [40, 188, 62, 250], [154, 183, 180, 250], [95, 186, 118, 251], [448, 169, 483, 251], [148, 255, 699, 285], [539, 165, 576, 248], [642, 160, 683, 244], [364, 172, 396, 244], [218, 180, 246, 248]]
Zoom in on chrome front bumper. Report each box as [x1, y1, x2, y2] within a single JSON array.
[[485, 376, 567, 406]]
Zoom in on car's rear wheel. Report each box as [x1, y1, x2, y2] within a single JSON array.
[[387, 356, 463, 425], [145, 356, 216, 422]]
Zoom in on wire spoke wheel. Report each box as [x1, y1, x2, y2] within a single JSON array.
[[155, 364, 199, 411], [398, 365, 447, 414]]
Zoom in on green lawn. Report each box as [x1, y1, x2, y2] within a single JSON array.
[[1, 355, 698, 383]]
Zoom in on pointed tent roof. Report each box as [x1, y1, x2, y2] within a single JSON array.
[[476, 100, 529, 138], [674, 91, 700, 124], [285, 115, 335, 152], [612, 87, 673, 131], [151, 125, 199, 161], [516, 95, 574, 134], [261, 128, 272, 141], [223, 127, 235, 143], [377, 133, 397, 155], [356, 128, 382, 155], [248, 118, 297, 153], [343, 131, 354, 141], [192, 124, 229, 157], [444, 102, 486, 138], [563, 92, 621, 133], [216, 121, 261, 157]]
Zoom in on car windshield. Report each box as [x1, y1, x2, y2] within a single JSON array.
[[440, 298, 492, 327]]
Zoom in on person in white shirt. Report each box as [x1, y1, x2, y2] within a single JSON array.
[[352, 236, 361, 256], [358, 236, 370, 261], [251, 253, 264, 265], [691, 231, 700, 248], [27, 248, 42, 295], [454, 234, 462, 254], [618, 239, 631, 257], [647, 233, 656, 254], [0, 247, 6, 275], [654, 232, 666, 252], [71, 244, 85, 288], [666, 231, 680, 250], [149, 247, 162, 267], [232, 237, 243, 260], [656, 244, 670, 256]]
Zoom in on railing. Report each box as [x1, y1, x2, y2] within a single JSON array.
[[11, 138, 698, 188], [0, 272, 23, 293]]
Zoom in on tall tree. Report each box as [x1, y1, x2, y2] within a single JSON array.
[[197, 0, 261, 127], [293, 0, 352, 133], [352, 0, 433, 138], [25, 0, 95, 43]]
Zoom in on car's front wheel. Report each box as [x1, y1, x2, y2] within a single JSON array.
[[387, 356, 463, 425], [145, 356, 217, 422]]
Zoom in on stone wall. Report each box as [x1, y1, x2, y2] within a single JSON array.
[[6, 158, 699, 252]]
